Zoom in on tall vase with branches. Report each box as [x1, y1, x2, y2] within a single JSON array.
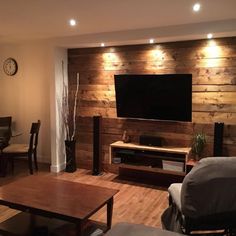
[[62, 61, 79, 172]]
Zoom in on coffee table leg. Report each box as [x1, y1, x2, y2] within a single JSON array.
[[76, 220, 83, 236], [107, 197, 114, 230]]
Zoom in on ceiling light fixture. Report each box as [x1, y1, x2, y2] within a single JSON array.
[[193, 3, 201, 12], [207, 33, 213, 39], [149, 39, 154, 44], [101, 43, 105, 47], [69, 19, 77, 26]]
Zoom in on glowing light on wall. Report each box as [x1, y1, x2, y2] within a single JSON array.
[[150, 49, 164, 61], [206, 40, 221, 57], [102, 52, 121, 70], [203, 40, 222, 67], [144, 48, 165, 71]]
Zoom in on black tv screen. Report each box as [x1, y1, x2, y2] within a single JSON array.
[[114, 74, 192, 122]]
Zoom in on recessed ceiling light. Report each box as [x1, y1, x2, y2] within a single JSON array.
[[193, 3, 201, 12], [101, 43, 105, 47], [69, 19, 77, 26], [207, 33, 213, 39], [149, 39, 154, 44]]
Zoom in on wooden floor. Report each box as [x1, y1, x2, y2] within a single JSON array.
[[0, 160, 168, 230]]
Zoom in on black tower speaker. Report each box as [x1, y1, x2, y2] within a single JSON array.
[[93, 116, 102, 175], [213, 122, 224, 156]]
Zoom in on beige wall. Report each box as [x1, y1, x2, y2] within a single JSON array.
[[50, 47, 68, 172], [0, 41, 66, 167]]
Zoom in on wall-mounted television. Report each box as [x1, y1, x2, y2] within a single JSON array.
[[114, 74, 192, 122]]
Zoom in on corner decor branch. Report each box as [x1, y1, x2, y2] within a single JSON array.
[[62, 60, 79, 172]]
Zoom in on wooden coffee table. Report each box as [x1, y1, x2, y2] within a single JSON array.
[[0, 175, 118, 235]]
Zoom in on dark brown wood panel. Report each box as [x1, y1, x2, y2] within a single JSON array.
[[68, 37, 236, 170]]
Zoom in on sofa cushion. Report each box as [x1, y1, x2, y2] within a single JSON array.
[[105, 222, 183, 236]]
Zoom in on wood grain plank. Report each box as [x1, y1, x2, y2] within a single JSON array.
[[193, 92, 236, 104], [192, 111, 236, 124], [193, 85, 236, 92], [193, 103, 236, 113]]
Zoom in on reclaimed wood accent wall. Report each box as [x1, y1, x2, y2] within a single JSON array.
[[68, 37, 236, 170]]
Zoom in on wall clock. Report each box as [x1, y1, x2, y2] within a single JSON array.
[[3, 58, 18, 76]]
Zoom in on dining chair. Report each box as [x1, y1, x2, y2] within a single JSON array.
[[0, 116, 12, 151], [2, 120, 41, 175]]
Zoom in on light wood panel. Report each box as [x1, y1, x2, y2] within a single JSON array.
[[68, 37, 236, 170]]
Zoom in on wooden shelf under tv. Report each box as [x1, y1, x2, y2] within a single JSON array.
[[117, 163, 186, 177], [109, 141, 191, 177]]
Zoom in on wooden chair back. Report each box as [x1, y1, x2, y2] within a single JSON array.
[[0, 117, 12, 127], [1, 120, 41, 175], [29, 120, 41, 153]]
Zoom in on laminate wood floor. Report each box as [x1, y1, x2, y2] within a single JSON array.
[[0, 160, 168, 229]]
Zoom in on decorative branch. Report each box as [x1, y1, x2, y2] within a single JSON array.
[[62, 60, 70, 140], [71, 73, 79, 140], [61, 60, 80, 141]]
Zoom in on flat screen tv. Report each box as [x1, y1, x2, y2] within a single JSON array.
[[114, 74, 192, 122]]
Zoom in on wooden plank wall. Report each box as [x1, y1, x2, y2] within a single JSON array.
[[68, 37, 236, 170]]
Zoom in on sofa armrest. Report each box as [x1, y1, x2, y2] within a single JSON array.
[[168, 183, 182, 211]]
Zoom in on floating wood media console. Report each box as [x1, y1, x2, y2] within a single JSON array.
[[109, 141, 191, 177]]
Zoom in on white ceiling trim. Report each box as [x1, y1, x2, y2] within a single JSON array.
[[50, 19, 236, 48]]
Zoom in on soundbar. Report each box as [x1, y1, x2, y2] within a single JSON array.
[[139, 135, 162, 147]]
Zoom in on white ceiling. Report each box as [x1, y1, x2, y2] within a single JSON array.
[[1, 0, 236, 46]]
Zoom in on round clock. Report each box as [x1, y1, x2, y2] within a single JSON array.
[[3, 58, 18, 76]]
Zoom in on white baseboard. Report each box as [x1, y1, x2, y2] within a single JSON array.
[[37, 155, 66, 173], [50, 162, 66, 173]]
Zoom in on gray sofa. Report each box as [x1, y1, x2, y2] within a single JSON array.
[[162, 157, 236, 234]]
